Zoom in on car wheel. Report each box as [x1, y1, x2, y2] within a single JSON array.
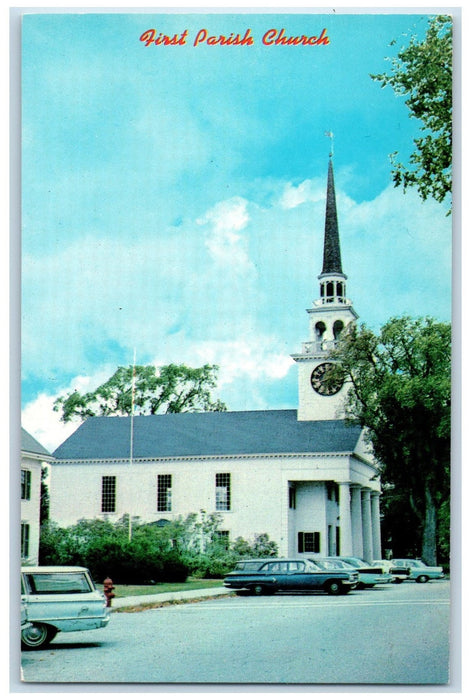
[[417, 575, 429, 583], [21, 622, 56, 650], [325, 580, 342, 595], [393, 578, 403, 583], [251, 584, 266, 596]]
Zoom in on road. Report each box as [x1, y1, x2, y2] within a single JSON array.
[[20, 580, 450, 686]]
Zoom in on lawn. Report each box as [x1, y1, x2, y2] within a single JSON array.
[[111, 578, 224, 598]]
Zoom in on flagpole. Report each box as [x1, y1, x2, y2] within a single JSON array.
[[129, 348, 136, 541]]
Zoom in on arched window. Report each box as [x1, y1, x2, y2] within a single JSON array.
[[333, 320, 344, 340], [336, 282, 345, 301], [315, 322, 326, 339], [326, 282, 334, 302]]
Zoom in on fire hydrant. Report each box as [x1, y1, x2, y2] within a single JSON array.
[[103, 577, 115, 607]]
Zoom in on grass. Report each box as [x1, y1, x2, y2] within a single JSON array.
[[111, 577, 224, 598]]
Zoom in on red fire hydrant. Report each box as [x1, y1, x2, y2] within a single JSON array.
[[103, 577, 115, 607]]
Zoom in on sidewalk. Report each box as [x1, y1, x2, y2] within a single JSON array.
[[110, 586, 231, 610]]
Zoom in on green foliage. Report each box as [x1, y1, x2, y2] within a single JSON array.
[[371, 15, 452, 211], [39, 512, 278, 583], [232, 533, 279, 558], [40, 466, 50, 525], [330, 316, 451, 564], [53, 363, 227, 423]]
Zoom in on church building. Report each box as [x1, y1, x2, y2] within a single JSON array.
[[50, 157, 382, 561]]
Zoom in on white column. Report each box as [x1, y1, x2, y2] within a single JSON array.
[[361, 489, 373, 562], [370, 492, 382, 560], [338, 482, 353, 556], [350, 485, 363, 558]]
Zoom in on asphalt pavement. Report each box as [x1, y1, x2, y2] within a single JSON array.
[[20, 580, 452, 685]]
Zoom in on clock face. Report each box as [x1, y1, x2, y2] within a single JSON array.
[[310, 362, 343, 396]]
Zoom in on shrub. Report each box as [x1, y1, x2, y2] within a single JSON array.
[[39, 514, 278, 584]]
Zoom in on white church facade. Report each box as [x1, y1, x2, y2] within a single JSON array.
[[49, 157, 383, 561]]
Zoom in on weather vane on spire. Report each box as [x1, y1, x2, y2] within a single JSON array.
[[325, 130, 334, 158]]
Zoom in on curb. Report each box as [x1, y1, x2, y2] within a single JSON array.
[[110, 586, 230, 610]]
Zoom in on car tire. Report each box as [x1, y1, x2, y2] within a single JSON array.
[[325, 580, 342, 595], [416, 575, 429, 583], [21, 622, 56, 650], [251, 584, 266, 596]]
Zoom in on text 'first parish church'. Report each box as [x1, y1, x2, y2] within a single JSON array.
[[50, 156, 383, 561]]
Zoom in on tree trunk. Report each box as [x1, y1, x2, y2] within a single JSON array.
[[421, 479, 437, 565]]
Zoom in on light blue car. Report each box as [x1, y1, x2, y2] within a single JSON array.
[[390, 559, 445, 583], [21, 566, 110, 649], [331, 556, 393, 588]]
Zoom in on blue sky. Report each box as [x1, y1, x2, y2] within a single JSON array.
[[20, 9, 453, 451]]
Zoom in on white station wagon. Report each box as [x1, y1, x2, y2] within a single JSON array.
[[21, 566, 110, 650]]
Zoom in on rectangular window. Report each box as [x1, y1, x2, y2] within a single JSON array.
[[215, 473, 231, 511], [21, 470, 31, 500], [298, 531, 321, 554], [289, 485, 296, 509], [157, 474, 172, 512], [101, 476, 116, 513], [24, 572, 93, 595], [214, 530, 230, 549], [21, 522, 30, 559]]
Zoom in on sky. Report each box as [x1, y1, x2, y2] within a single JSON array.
[[18, 8, 453, 452]]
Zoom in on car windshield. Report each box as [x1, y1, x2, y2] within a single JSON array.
[[345, 558, 369, 567], [311, 559, 344, 570], [24, 572, 93, 594]]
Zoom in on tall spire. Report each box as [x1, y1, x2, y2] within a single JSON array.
[[321, 157, 343, 276]]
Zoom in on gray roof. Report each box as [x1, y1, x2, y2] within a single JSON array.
[[21, 428, 51, 457], [52, 410, 362, 461]]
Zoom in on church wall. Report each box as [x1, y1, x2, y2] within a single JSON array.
[[49, 451, 378, 558]]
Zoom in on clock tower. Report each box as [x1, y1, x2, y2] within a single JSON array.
[[292, 155, 358, 421]]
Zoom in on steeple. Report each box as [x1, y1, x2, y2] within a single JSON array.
[[318, 157, 348, 305], [321, 157, 343, 276], [292, 153, 358, 421]]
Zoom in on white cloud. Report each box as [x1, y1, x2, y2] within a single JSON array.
[[22, 393, 79, 454], [21, 368, 117, 452], [21, 178, 452, 451], [279, 178, 324, 209], [198, 197, 254, 271]]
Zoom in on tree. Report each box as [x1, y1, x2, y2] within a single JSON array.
[[53, 363, 227, 422], [328, 316, 451, 564], [40, 465, 50, 524], [371, 15, 452, 211]]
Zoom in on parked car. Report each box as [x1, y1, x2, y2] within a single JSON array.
[[313, 557, 393, 589], [372, 559, 410, 583], [332, 557, 393, 588], [21, 566, 110, 650], [390, 559, 445, 583], [223, 558, 358, 595]]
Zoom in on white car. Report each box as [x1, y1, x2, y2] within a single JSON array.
[[390, 558, 444, 583], [21, 566, 110, 650]]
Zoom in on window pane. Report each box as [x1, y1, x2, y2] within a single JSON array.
[[215, 473, 231, 510], [21, 470, 31, 500], [157, 474, 172, 511], [26, 572, 92, 594], [101, 476, 116, 513]]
